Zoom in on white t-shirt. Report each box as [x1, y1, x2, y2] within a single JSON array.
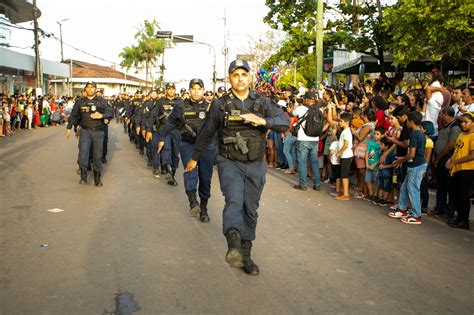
[[453, 102, 474, 117], [423, 81, 443, 130], [338, 127, 354, 158], [329, 141, 340, 165], [292, 106, 319, 142]]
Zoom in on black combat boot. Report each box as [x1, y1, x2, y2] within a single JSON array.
[[225, 228, 243, 268], [241, 240, 259, 275], [102, 156, 107, 164], [153, 166, 161, 175], [93, 171, 103, 187], [186, 190, 200, 216], [166, 164, 178, 186], [139, 148, 144, 155], [79, 168, 87, 184], [199, 199, 210, 223]]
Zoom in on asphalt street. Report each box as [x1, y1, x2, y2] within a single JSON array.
[[1, 122, 473, 314]]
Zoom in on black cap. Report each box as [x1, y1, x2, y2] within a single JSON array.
[[189, 78, 204, 88], [165, 82, 176, 89], [204, 90, 213, 96], [157, 87, 165, 93], [150, 88, 159, 93], [84, 81, 97, 89], [136, 89, 143, 94], [217, 86, 226, 93], [228, 59, 251, 74], [180, 88, 187, 93]]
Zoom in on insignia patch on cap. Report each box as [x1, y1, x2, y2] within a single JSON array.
[[235, 60, 244, 67]]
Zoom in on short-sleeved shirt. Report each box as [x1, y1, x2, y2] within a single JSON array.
[[450, 132, 474, 175], [434, 120, 461, 156], [397, 122, 410, 157], [329, 141, 340, 165], [379, 152, 396, 177], [366, 140, 381, 168], [338, 127, 354, 159], [292, 105, 319, 142], [407, 129, 426, 168]]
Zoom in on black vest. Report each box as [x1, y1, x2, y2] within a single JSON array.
[[219, 94, 267, 162], [181, 99, 208, 142], [79, 98, 106, 129], [159, 98, 177, 123]]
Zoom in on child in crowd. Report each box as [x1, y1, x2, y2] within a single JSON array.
[[351, 107, 364, 129], [364, 126, 385, 202], [388, 111, 426, 224], [420, 121, 434, 214], [328, 128, 340, 193], [335, 112, 353, 201], [376, 137, 397, 206]]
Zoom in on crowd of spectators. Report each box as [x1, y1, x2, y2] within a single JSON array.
[[0, 93, 72, 137], [263, 70, 474, 229]]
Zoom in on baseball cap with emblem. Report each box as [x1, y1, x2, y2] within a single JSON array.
[[189, 78, 204, 88], [157, 87, 165, 93], [217, 86, 226, 93], [84, 81, 97, 89], [165, 82, 176, 89], [228, 59, 251, 74]]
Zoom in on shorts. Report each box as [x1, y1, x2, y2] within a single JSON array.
[[340, 157, 352, 178], [365, 169, 377, 183], [332, 164, 341, 179], [378, 176, 392, 192]]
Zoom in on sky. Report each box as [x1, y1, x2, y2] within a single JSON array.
[[7, 0, 277, 91]]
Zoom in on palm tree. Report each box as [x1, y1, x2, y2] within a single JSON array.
[[119, 19, 165, 91]]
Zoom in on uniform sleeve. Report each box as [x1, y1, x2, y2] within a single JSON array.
[[159, 103, 183, 140], [67, 99, 81, 129], [191, 101, 224, 161], [101, 99, 114, 120], [263, 98, 290, 132], [146, 104, 159, 132]]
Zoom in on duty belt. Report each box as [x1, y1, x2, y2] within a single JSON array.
[[81, 126, 103, 131]]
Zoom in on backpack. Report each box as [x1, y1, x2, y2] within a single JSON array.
[[300, 106, 324, 137]]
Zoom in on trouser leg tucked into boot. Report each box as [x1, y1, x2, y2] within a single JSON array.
[[199, 199, 210, 223], [242, 240, 259, 275], [225, 228, 243, 268], [79, 168, 88, 184], [186, 190, 200, 216], [93, 170, 103, 187], [166, 164, 178, 186]]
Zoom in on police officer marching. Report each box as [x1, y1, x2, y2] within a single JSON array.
[[66, 81, 114, 186], [145, 87, 166, 174], [185, 60, 290, 275], [158, 78, 216, 222]]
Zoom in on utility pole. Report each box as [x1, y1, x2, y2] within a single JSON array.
[[223, 9, 228, 89], [57, 19, 69, 62], [33, 0, 43, 92], [315, 0, 324, 85]]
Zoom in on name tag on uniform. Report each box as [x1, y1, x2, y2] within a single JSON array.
[[228, 115, 244, 121], [184, 111, 197, 116], [163, 105, 173, 110], [80, 106, 90, 113]]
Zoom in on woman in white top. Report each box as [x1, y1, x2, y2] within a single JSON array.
[[422, 71, 444, 131]]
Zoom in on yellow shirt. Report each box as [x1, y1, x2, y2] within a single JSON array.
[[451, 132, 474, 175], [425, 138, 434, 149]]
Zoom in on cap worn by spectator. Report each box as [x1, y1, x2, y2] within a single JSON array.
[[189, 78, 204, 88], [277, 100, 287, 108], [228, 59, 251, 74], [304, 91, 318, 100]]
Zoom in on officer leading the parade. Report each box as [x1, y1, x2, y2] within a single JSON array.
[[159, 78, 217, 222], [186, 60, 290, 275], [66, 81, 114, 186]]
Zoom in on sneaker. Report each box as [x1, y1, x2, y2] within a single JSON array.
[[390, 203, 398, 211], [323, 179, 330, 184], [378, 199, 389, 207], [372, 197, 382, 205], [421, 209, 428, 216], [388, 210, 408, 219], [293, 184, 307, 191], [401, 216, 422, 225], [312, 185, 321, 191], [363, 195, 373, 201]]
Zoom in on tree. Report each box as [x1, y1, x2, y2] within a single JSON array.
[[384, 0, 474, 67], [119, 19, 165, 89], [241, 31, 284, 72]]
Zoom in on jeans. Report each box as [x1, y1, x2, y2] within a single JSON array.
[[274, 132, 287, 166], [283, 133, 297, 169], [296, 140, 320, 187], [399, 163, 427, 218]]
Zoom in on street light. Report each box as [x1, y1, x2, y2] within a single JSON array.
[[56, 18, 69, 62], [156, 31, 218, 92]]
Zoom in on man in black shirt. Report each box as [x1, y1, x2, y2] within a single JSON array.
[[185, 60, 290, 275]]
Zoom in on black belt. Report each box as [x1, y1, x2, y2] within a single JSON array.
[[81, 126, 103, 131]]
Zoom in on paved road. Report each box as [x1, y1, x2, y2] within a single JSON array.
[[1, 123, 473, 314]]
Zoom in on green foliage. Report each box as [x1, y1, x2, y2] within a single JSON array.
[[384, 0, 474, 66], [276, 70, 307, 89], [119, 19, 165, 86]]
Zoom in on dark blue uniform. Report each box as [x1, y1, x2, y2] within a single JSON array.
[[191, 90, 289, 240], [67, 96, 114, 185], [161, 97, 217, 219]]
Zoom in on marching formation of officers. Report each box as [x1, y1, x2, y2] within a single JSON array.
[[66, 60, 290, 275]]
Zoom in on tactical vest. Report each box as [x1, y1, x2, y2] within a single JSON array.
[[159, 99, 176, 123], [79, 98, 105, 129], [219, 94, 267, 162], [181, 100, 208, 138]]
